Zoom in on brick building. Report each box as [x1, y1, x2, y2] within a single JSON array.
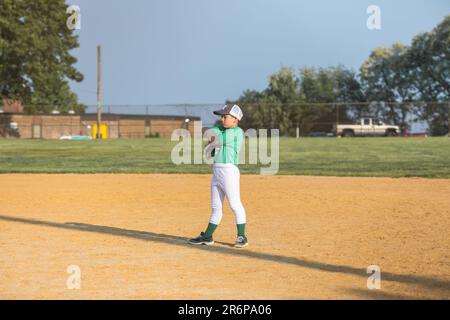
[[0, 113, 199, 139]]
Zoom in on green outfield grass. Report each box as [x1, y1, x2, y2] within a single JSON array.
[[0, 137, 449, 178]]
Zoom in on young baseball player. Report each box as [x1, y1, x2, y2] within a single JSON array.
[[189, 104, 248, 248]]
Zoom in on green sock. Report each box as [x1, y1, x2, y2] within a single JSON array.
[[204, 223, 218, 238], [237, 224, 246, 237]]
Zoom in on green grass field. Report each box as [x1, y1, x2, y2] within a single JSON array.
[[0, 137, 449, 178]]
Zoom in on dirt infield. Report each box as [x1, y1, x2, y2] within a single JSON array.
[[1, 174, 449, 299]]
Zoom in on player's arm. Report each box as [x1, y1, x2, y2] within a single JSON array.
[[208, 136, 216, 158], [204, 127, 220, 160]]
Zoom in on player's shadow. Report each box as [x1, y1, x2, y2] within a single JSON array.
[[340, 288, 435, 300], [1, 214, 449, 298]]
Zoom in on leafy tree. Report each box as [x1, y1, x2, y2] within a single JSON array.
[[266, 66, 300, 103], [360, 43, 412, 127], [334, 66, 366, 103], [0, 0, 85, 113], [265, 67, 299, 135], [405, 15, 450, 134], [407, 16, 450, 101], [298, 67, 353, 132], [233, 65, 368, 135], [230, 67, 300, 135]]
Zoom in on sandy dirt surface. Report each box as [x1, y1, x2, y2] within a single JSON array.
[[0, 174, 449, 300]]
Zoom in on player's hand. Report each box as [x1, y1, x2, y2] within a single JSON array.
[[205, 136, 219, 160], [204, 143, 216, 160], [208, 136, 219, 147]]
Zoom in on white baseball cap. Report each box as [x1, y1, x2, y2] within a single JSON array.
[[213, 104, 243, 121]]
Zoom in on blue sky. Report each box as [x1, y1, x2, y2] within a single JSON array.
[[67, 0, 450, 105]]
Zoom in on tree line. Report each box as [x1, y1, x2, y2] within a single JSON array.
[[229, 15, 450, 136]]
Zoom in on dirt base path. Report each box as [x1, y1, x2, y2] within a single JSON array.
[[1, 174, 449, 299]]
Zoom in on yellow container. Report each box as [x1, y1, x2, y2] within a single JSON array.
[[92, 123, 108, 140]]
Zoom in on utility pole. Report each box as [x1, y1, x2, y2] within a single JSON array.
[[97, 45, 102, 139]]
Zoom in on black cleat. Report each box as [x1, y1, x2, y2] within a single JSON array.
[[188, 232, 214, 246], [234, 235, 248, 248]]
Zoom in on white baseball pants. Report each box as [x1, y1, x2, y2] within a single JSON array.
[[209, 163, 246, 225]]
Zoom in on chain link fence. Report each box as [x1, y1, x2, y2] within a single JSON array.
[[1, 102, 449, 139], [85, 104, 221, 128], [237, 101, 450, 137], [86, 102, 449, 137]]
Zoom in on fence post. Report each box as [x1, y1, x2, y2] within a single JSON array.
[[336, 103, 339, 130], [448, 101, 450, 137]]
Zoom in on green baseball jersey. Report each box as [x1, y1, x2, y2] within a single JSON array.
[[209, 125, 244, 165]]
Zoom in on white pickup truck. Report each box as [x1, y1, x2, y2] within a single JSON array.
[[334, 118, 400, 137]]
